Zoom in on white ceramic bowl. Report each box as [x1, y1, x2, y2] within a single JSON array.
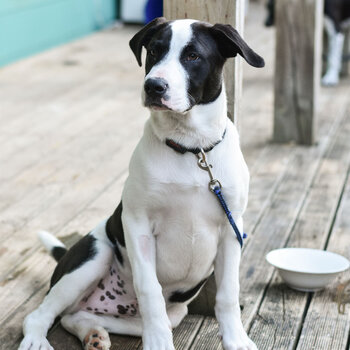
[[266, 248, 350, 292]]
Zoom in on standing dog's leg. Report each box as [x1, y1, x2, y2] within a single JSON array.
[[19, 224, 114, 350], [322, 16, 345, 86], [214, 218, 257, 350], [122, 207, 175, 350]]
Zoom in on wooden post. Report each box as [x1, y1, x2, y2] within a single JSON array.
[[163, 0, 245, 316], [273, 0, 324, 145], [164, 0, 245, 127], [341, 27, 350, 77]]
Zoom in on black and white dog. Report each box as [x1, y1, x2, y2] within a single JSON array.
[[19, 18, 264, 350], [265, 0, 350, 86]]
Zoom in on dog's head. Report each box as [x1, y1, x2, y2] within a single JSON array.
[[129, 18, 264, 114]]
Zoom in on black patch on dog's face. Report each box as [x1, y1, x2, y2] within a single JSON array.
[[180, 22, 226, 106], [144, 24, 172, 75]]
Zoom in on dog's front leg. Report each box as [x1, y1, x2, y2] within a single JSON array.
[[122, 208, 174, 350], [214, 218, 257, 350]]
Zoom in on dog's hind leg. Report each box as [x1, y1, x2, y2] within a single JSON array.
[[19, 221, 114, 350], [61, 311, 113, 350], [61, 304, 188, 349], [62, 311, 143, 347]]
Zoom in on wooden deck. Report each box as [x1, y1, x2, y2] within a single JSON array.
[[1, 4, 349, 350]]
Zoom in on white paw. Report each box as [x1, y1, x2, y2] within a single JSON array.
[[18, 335, 54, 350], [220, 321, 258, 350], [142, 327, 174, 350], [222, 336, 258, 350], [322, 72, 339, 86], [83, 327, 111, 350]]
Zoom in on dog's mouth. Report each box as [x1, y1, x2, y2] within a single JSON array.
[[146, 102, 172, 111], [144, 95, 194, 114], [144, 97, 172, 111]]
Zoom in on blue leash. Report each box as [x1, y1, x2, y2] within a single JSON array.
[[197, 150, 247, 248], [213, 186, 247, 248]]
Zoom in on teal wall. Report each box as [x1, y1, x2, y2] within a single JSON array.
[[0, 0, 117, 66]]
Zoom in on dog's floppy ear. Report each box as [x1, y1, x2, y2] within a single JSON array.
[[129, 17, 168, 67], [210, 23, 265, 68]]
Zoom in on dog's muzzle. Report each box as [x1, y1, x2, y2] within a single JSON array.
[[144, 78, 170, 109]]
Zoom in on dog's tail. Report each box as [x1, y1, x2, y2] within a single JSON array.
[[38, 231, 67, 262]]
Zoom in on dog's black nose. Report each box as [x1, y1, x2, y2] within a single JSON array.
[[144, 78, 168, 97]]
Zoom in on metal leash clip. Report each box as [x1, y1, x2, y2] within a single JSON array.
[[197, 149, 222, 192]]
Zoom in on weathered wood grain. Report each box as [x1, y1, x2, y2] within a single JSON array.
[[164, 0, 244, 126], [190, 317, 223, 349], [295, 155, 350, 350], [0, 127, 140, 280], [273, 0, 324, 145], [248, 103, 350, 349]]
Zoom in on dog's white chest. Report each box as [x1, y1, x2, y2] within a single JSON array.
[[151, 182, 223, 285]]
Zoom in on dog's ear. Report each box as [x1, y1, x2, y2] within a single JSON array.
[[129, 17, 168, 67], [210, 23, 265, 68]]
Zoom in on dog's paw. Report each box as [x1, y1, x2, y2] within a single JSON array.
[[142, 327, 175, 350], [222, 336, 258, 350], [220, 319, 258, 350], [322, 72, 339, 86], [18, 335, 54, 350], [83, 327, 111, 350]]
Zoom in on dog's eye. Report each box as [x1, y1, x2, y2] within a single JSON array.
[[149, 49, 156, 57], [186, 53, 199, 61]]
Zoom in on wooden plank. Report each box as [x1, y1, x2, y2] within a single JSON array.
[[0, 115, 142, 280], [273, 0, 324, 145], [0, 30, 144, 180], [0, 277, 53, 348], [295, 163, 350, 350], [0, 27, 139, 127], [297, 187, 350, 350], [248, 104, 350, 349], [172, 315, 204, 350], [190, 317, 222, 349], [163, 0, 244, 126], [0, 29, 147, 278]]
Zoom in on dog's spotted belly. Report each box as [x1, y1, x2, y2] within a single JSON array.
[[78, 260, 138, 317]]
